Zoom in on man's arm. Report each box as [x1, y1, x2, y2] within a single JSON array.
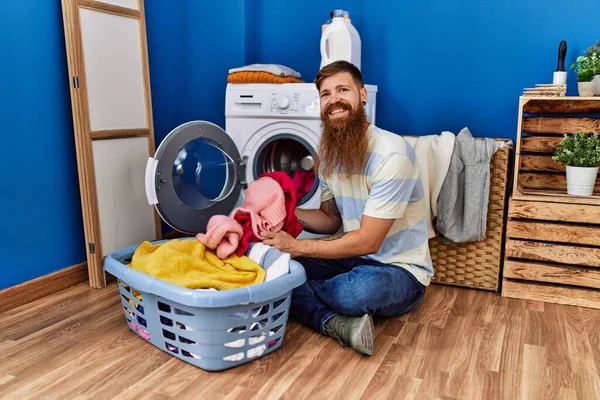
[[294, 199, 342, 235], [262, 213, 394, 259], [293, 215, 394, 259]]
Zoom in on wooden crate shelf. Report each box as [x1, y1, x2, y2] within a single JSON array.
[[512, 96, 600, 206], [502, 198, 600, 309]]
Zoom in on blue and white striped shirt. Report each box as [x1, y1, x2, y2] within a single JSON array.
[[319, 124, 434, 286]]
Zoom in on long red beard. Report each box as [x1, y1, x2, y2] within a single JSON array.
[[318, 101, 369, 179]]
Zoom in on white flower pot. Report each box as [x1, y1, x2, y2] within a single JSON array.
[[578, 81, 595, 97], [566, 166, 598, 196], [594, 75, 600, 96]]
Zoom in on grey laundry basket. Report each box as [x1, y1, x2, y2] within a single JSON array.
[[103, 241, 307, 372]]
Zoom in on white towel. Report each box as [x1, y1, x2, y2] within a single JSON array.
[[247, 242, 271, 265], [403, 132, 455, 239], [246, 243, 290, 281], [228, 63, 301, 78]]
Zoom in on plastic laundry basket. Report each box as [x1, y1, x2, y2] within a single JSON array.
[[103, 241, 307, 372]]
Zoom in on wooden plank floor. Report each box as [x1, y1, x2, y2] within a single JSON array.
[[1, 282, 600, 399]]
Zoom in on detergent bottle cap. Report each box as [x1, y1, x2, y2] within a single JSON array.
[[333, 9, 344, 18]]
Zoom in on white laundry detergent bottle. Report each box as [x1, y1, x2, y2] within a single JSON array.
[[320, 9, 361, 70]]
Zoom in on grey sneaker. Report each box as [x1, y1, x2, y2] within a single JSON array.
[[323, 314, 374, 356]]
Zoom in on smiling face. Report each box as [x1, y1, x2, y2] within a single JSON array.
[[316, 69, 370, 179], [318, 71, 367, 124]]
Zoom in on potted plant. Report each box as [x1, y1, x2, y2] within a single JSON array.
[[552, 131, 600, 196], [584, 40, 600, 95], [570, 55, 597, 96]]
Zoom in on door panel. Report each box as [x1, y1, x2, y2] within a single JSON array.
[[96, 0, 139, 10], [92, 137, 156, 256], [79, 8, 147, 130]]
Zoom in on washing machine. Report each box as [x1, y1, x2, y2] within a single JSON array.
[[145, 82, 377, 236]]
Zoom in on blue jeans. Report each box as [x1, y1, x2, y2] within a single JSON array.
[[291, 256, 426, 334]]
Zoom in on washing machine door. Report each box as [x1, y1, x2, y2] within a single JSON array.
[[145, 121, 245, 234]]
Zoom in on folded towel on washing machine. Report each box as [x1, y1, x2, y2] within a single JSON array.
[[129, 239, 265, 290], [228, 63, 304, 84], [229, 63, 302, 77], [227, 71, 304, 84], [195, 215, 244, 259]]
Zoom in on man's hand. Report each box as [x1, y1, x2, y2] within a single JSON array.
[[261, 231, 301, 258]]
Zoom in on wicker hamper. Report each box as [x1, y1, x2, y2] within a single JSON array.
[[429, 142, 512, 291]]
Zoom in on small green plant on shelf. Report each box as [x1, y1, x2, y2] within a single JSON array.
[[553, 132, 600, 196], [570, 55, 598, 82], [552, 132, 600, 167], [570, 40, 600, 82]]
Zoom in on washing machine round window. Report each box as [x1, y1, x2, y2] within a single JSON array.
[[172, 137, 236, 209], [253, 134, 318, 206], [146, 121, 245, 234]]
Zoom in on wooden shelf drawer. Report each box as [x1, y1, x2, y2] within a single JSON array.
[[506, 220, 600, 246], [501, 279, 600, 309], [505, 239, 600, 267], [504, 260, 600, 289], [502, 196, 600, 309], [512, 96, 600, 201], [508, 199, 600, 224]]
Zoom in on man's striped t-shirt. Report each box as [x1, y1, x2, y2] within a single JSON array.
[[318, 124, 434, 286]]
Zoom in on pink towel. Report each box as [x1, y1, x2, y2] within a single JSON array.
[[230, 176, 286, 238], [233, 172, 303, 256], [199, 173, 300, 258], [195, 215, 244, 259]]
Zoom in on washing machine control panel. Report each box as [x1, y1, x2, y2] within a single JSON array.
[[269, 91, 320, 116]]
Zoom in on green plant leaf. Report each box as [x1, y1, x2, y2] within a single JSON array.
[[553, 132, 600, 167]]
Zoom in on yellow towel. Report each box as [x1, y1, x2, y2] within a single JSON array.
[[129, 239, 265, 290]]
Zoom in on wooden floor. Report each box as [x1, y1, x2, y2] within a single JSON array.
[[1, 282, 600, 400]]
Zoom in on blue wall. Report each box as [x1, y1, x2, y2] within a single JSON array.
[[0, 1, 85, 289], [147, 0, 247, 143], [1, 0, 599, 290], [0, 1, 247, 290], [145, 0, 183, 145], [176, 0, 247, 131], [252, 0, 600, 138]]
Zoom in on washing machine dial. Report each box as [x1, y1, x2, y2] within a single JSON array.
[[277, 95, 291, 109]]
